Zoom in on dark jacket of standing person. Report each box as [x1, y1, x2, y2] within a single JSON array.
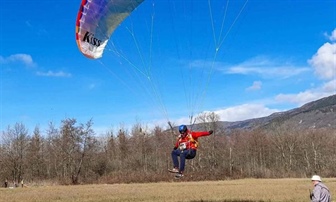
[[4, 179, 8, 188]]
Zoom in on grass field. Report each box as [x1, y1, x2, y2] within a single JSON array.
[[0, 178, 335, 202]]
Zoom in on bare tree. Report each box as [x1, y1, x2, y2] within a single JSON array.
[[195, 112, 220, 172], [44, 122, 61, 179], [26, 126, 46, 180], [2, 123, 29, 184], [117, 127, 129, 171], [71, 119, 96, 184]]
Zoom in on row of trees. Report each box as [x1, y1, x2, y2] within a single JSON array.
[[1, 113, 335, 185]]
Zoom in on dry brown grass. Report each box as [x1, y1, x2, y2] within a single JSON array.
[[0, 178, 335, 202]]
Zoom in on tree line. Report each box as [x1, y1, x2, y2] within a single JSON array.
[[1, 112, 335, 185]]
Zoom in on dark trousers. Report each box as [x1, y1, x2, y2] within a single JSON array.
[[171, 149, 196, 172]]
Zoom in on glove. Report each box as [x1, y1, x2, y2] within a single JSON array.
[[310, 193, 313, 200], [209, 130, 213, 135]]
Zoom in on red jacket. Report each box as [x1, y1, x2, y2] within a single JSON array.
[[174, 129, 211, 150]]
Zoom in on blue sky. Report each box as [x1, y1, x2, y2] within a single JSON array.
[[1, 0, 335, 135]]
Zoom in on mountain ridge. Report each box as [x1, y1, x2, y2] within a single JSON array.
[[217, 94, 336, 133]]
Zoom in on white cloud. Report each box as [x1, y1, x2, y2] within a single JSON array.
[[246, 81, 262, 91], [322, 79, 336, 92], [308, 42, 336, 80], [213, 104, 279, 122], [273, 29, 336, 108], [225, 56, 310, 79], [275, 92, 319, 105], [36, 70, 71, 77], [325, 28, 336, 41], [275, 86, 335, 106], [0, 54, 35, 67], [274, 29, 335, 106]]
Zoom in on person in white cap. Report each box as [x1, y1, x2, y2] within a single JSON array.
[[310, 175, 331, 202]]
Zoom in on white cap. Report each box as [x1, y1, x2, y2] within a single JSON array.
[[311, 175, 322, 182]]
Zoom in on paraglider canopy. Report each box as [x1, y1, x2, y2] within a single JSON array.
[[75, 0, 144, 59]]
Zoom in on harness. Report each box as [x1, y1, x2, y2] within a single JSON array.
[[179, 133, 199, 150], [188, 134, 199, 148]]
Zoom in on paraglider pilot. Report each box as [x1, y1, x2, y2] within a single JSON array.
[[169, 125, 213, 178]]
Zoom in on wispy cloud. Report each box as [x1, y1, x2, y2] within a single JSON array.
[[88, 83, 96, 90], [25, 21, 33, 28], [322, 79, 336, 92], [246, 81, 262, 91], [275, 90, 334, 106], [324, 28, 336, 41], [25, 20, 48, 36], [274, 79, 335, 106], [212, 104, 279, 122], [36, 70, 72, 77], [224, 56, 310, 79], [0, 54, 35, 67]]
